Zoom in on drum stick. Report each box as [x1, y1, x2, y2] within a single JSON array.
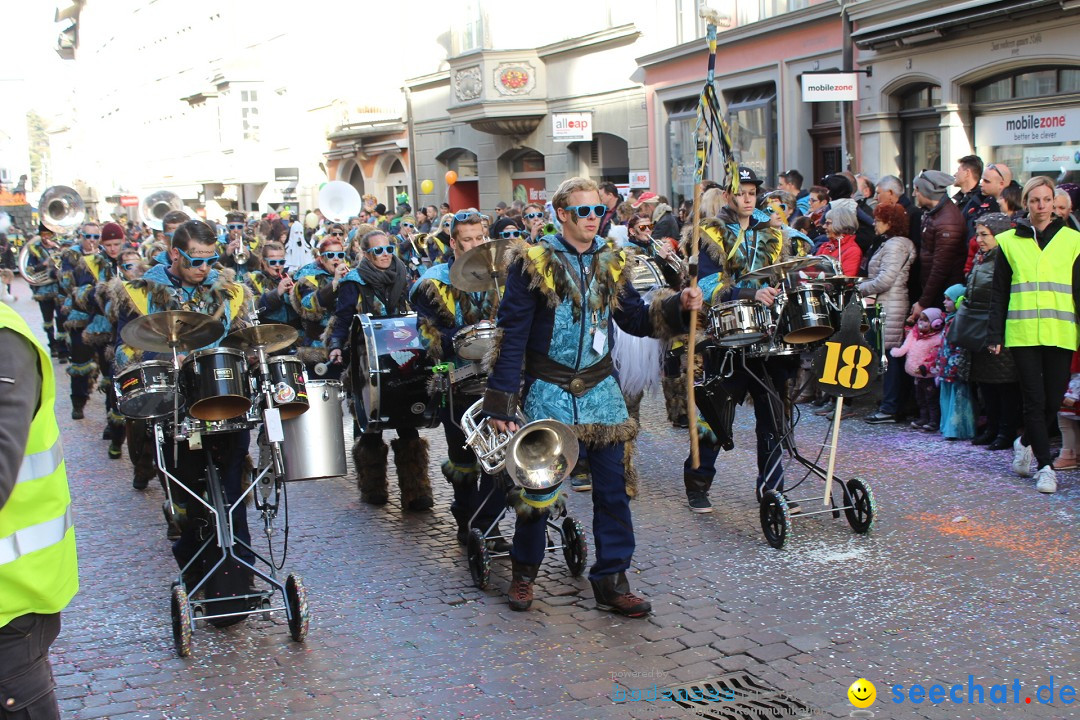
[[823, 395, 842, 505], [687, 180, 703, 469]]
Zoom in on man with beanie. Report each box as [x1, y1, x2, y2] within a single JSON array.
[[910, 169, 966, 323]]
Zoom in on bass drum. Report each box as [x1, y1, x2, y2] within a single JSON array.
[[349, 313, 438, 431], [281, 380, 346, 481]]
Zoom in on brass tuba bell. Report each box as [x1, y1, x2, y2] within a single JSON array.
[[139, 190, 183, 231], [38, 185, 85, 234]]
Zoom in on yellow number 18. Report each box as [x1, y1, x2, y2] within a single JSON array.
[[818, 341, 872, 390]]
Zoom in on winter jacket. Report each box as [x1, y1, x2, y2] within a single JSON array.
[[816, 234, 863, 277], [963, 246, 1016, 384], [933, 313, 969, 382], [916, 196, 967, 309], [858, 235, 915, 351], [891, 325, 943, 378]]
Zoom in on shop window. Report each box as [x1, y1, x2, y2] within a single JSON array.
[[900, 85, 940, 111], [446, 151, 479, 180], [511, 151, 545, 175], [973, 66, 1080, 103], [896, 83, 942, 186], [508, 150, 546, 205], [725, 83, 777, 184]]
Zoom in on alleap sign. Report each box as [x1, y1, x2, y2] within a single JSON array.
[[801, 73, 858, 102], [553, 112, 593, 142], [976, 108, 1080, 147]]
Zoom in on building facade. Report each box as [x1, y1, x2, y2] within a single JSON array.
[[853, 0, 1080, 186]]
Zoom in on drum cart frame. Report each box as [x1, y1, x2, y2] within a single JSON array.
[[154, 340, 309, 657], [703, 295, 878, 550]]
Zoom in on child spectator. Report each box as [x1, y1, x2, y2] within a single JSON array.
[[892, 308, 945, 431], [936, 284, 974, 439], [1053, 351, 1080, 470]]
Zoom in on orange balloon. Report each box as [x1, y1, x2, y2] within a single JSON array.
[[445, 170, 458, 186]]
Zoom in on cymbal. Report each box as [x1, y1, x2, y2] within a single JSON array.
[[812, 275, 867, 287], [740, 256, 830, 283], [121, 310, 225, 353], [450, 239, 513, 292], [220, 323, 299, 353]]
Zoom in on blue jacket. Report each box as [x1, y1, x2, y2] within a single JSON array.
[[483, 235, 685, 446], [409, 260, 498, 363]]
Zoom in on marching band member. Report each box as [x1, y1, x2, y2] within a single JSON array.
[[521, 203, 546, 243], [425, 214, 454, 264], [69, 222, 126, 459], [328, 229, 434, 511], [221, 211, 259, 281], [59, 222, 102, 421], [111, 220, 254, 614], [411, 212, 506, 545], [681, 169, 795, 514], [394, 214, 426, 280], [247, 241, 299, 328], [24, 223, 67, 362], [290, 234, 348, 377], [483, 177, 701, 615]]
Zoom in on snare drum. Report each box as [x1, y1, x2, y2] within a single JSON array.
[[349, 313, 438, 431], [779, 285, 834, 344], [709, 300, 767, 347], [281, 380, 347, 481], [181, 347, 252, 421], [264, 355, 309, 420], [453, 320, 499, 362], [114, 360, 179, 419]]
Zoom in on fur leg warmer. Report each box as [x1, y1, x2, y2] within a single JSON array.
[[392, 436, 434, 512], [353, 438, 389, 505]]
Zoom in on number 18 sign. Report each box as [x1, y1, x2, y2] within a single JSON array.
[[810, 303, 879, 398]]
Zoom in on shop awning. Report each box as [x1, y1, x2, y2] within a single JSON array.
[[853, 0, 1065, 50]]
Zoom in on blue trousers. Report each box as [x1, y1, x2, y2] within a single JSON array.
[[684, 357, 790, 500], [512, 441, 633, 580]]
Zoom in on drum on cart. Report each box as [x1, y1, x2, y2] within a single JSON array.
[[709, 300, 768, 347], [349, 313, 438, 431], [181, 347, 252, 421], [264, 355, 309, 420], [115, 360, 180, 419], [281, 380, 347, 481], [453, 320, 499, 362]]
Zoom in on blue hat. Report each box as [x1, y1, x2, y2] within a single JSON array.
[[944, 284, 965, 303]]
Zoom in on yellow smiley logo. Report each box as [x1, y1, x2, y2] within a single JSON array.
[[848, 679, 876, 708]]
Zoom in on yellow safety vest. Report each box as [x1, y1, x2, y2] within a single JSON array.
[[997, 226, 1080, 350], [0, 303, 79, 627]]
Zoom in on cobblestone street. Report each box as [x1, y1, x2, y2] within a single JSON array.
[[9, 282, 1078, 720]]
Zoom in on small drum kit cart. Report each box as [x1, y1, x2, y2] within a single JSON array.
[[118, 310, 342, 656], [698, 257, 878, 549]]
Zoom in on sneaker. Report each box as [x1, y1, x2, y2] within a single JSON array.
[[687, 492, 713, 513], [108, 443, 122, 459], [921, 422, 939, 433], [1011, 437, 1035, 478], [486, 537, 512, 553], [864, 412, 898, 425], [132, 475, 151, 490], [1034, 465, 1058, 494], [570, 475, 592, 492], [910, 419, 927, 430]]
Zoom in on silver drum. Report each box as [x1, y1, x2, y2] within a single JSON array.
[[709, 300, 767, 347], [281, 380, 346, 481]]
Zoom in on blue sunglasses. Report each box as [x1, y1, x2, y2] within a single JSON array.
[[367, 245, 392, 256], [321, 251, 347, 260], [266, 258, 287, 266], [523, 212, 544, 220], [175, 247, 219, 268], [564, 204, 606, 219], [499, 229, 522, 239]]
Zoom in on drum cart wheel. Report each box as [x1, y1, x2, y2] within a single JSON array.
[[759, 490, 792, 550], [843, 477, 876, 534], [285, 574, 309, 642], [561, 517, 588, 577], [170, 584, 193, 658], [466, 528, 492, 589]]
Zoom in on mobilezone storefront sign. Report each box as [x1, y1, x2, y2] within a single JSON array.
[[976, 108, 1080, 147], [801, 73, 858, 102]]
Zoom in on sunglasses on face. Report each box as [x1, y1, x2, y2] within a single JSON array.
[[121, 263, 137, 271], [176, 248, 219, 268], [499, 229, 522, 239], [636, 223, 653, 231], [322, 251, 347, 260], [228, 224, 244, 230], [401, 223, 415, 229], [367, 245, 392, 256], [564, 204, 607, 219], [83, 233, 101, 240], [523, 212, 544, 220], [266, 258, 287, 266], [442, 222, 452, 228], [329, 231, 345, 237]]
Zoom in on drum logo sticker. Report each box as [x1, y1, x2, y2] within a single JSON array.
[[275, 382, 297, 404], [293, 373, 306, 386], [390, 350, 413, 366], [215, 368, 234, 380], [122, 377, 141, 390]]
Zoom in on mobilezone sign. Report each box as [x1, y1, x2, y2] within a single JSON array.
[[801, 73, 858, 102], [976, 108, 1080, 147]]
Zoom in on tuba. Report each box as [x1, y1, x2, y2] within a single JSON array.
[[459, 399, 578, 508], [18, 185, 84, 285], [139, 190, 183, 231], [318, 181, 362, 223]]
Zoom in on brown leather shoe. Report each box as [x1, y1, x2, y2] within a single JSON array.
[[508, 560, 539, 611], [591, 572, 652, 618]]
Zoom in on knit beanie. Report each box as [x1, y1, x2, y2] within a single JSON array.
[[913, 170, 955, 201], [944, 283, 965, 308], [974, 212, 1013, 237]]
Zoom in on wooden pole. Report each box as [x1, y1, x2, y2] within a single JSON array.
[[687, 180, 703, 469], [823, 395, 843, 506]]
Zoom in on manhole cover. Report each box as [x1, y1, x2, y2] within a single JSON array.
[[657, 671, 819, 719]]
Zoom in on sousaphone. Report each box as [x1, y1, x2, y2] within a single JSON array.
[[318, 181, 362, 223], [17, 185, 84, 285]]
